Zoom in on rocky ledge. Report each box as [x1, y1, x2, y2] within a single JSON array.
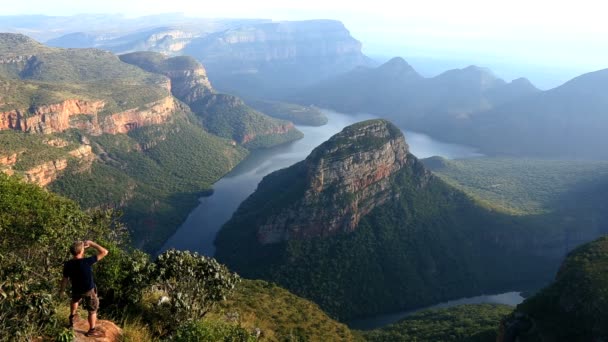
[[257, 119, 408, 243]]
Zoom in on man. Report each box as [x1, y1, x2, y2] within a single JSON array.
[[60, 240, 109, 337]]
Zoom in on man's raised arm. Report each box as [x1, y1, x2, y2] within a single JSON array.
[[85, 240, 109, 261]]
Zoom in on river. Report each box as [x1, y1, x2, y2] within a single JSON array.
[[160, 109, 481, 255], [347, 291, 524, 330]]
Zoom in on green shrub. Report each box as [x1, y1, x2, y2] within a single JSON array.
[[138, 250, 240, 336]]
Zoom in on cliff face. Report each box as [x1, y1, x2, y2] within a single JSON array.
[[191, 20, 365, 64], [0, 100, 105, 133], [257, 119, 410, 243], [0, 96, 176, 135], [1, 144, 94, 187], [101, 96, 177, 134]]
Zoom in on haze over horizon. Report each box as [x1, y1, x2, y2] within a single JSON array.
[[2, 0, 606, 89]]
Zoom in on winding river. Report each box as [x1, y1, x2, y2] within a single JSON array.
[[160, 110, 481, 255]]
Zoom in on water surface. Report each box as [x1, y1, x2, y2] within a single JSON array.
[[347, 292, 524, 330]]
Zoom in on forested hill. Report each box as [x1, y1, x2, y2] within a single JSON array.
[[499, 236, 608, 341], [215, 119, 563, 320]]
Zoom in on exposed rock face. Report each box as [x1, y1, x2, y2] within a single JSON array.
[[0, 153, 18, 166], [101, 96, 177, 134], [0, 96, 177, 135], [257, 119, 408, 243], [0, 100, 105, 133], [23, 159, 69, 186]]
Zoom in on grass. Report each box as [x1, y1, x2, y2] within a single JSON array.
[[208, 279, 356, 341]]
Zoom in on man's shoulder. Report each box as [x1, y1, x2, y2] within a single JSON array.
[[85, 255, 98, 265]]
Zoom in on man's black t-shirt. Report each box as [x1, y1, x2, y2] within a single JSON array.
[[63, 255, 97, 295]]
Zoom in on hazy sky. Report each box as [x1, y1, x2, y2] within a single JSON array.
[[2, 0, 607, 85]]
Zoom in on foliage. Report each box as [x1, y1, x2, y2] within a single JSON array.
[[426, 157, 608, 215], [208, 280, 356, 341], [362, 304, 513, 342], [507, 236, 608, 341], [192, 94, 303, 148], [137, 250, 240, 336], [0, 130, 80, 171], [172, 320, 256, 342]]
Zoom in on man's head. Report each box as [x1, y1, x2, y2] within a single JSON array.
[[70, 241, 85, 257]]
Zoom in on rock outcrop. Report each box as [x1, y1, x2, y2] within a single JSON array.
[[73, 318, 122, 342], [0, 96, 177, 135], [23, 159, 69, 187], [257, 119, 409, 243]]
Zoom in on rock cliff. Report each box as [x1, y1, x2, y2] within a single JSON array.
[[257, 119, 409, 243], [0, 96, 177, 135]]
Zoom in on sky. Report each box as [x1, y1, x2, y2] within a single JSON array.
[[1, 0, 606, 87]]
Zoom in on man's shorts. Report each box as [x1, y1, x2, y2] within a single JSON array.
[[71, 288, 99, 312]]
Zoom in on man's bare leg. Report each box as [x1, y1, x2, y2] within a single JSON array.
[[70, 301, 79, 315], [88, 311, 97, 330], [69, 301, 79, 328]]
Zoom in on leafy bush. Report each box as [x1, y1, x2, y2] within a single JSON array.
[[138, 250, 240, 336]]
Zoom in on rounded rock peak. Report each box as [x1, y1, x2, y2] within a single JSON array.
[[307, 119, 407, 163]]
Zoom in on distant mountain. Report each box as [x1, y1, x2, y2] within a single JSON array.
[[183, 20, 373, 99], [296, 58, 539, 133], [24, 18, 374, 100], [215, 119, 559, 320], [460, 68, 608, 158], [46, 19, 268, 55], [499, 236, 608, 341], [0, 14, 263, 42]]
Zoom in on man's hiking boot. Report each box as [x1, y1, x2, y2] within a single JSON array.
[[68, 314, 77, 328], [85, 327, 104, 337]]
